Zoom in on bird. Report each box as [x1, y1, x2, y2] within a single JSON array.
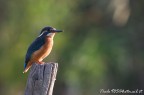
[[23, 26, 62, 73]]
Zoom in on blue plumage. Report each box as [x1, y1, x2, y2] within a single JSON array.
[[23, 26, 63, 73], [24, 27, 54, 69], [24, 37, 45, 69]]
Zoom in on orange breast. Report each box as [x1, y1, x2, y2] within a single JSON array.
[[31, 37, 53, 62]]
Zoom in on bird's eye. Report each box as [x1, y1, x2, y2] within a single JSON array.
[[49, 28, 56, 32], [49, 29, 53, 31]]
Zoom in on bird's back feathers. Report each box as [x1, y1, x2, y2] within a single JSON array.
[[24, 37, 45, 69]]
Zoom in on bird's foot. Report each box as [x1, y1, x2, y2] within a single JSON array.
[[38, 61, 45, 64]]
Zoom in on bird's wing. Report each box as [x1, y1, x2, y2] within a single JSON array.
[[24, 37, 45, 69]]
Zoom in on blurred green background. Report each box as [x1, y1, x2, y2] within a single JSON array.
[[0, 0, 144, 95]]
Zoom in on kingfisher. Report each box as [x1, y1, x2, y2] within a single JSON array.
[[23, 26, 63, 73]]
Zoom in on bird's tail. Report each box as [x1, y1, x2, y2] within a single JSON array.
[[23, 67, 31, 73], [23, 62, 32, 73]]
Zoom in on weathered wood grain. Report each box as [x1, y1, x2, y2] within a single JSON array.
[[24, 62, 58, 95]]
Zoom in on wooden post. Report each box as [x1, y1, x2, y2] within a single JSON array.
[[24, 62, 58, 95]]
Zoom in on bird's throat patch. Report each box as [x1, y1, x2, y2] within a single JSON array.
[[47, 33, 54, 37]]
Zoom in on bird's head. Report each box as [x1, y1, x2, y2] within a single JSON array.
[[38, 26, 62, 38]]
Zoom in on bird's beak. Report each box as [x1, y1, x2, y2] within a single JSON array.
[[50, 29, 63, 33]]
